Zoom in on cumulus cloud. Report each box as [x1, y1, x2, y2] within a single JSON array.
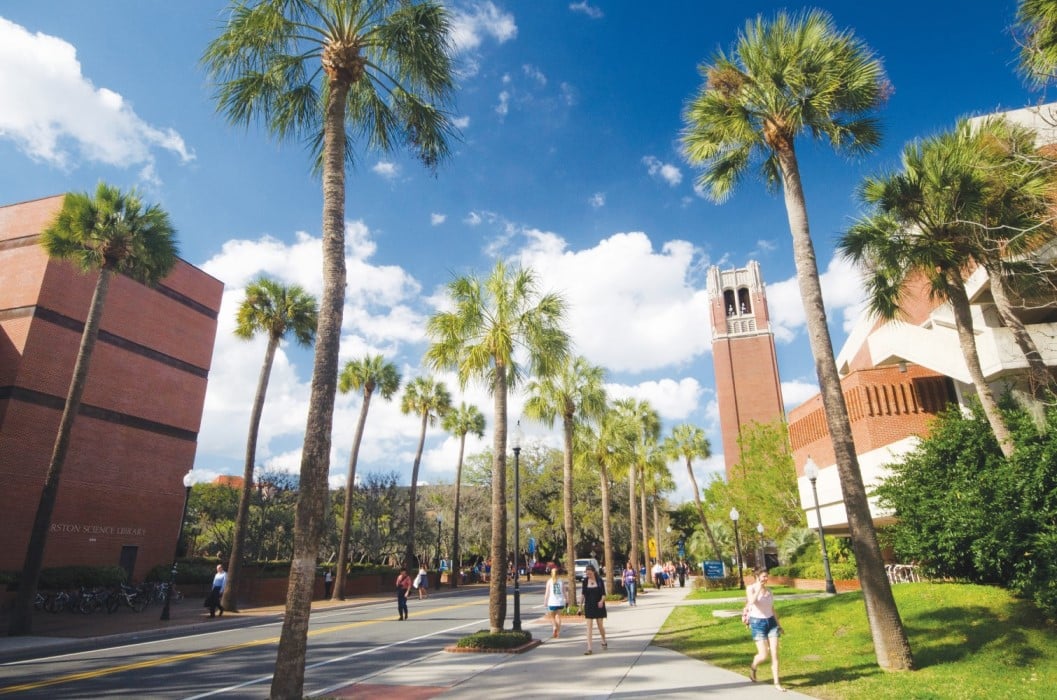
[[605, 378, 705, 421], [452, 115, 471, 129], [569, 1, 604, 19], [781, 379, 820, 409], [372, 160, 399, 179], [449, 1, 517, 53], [522, 64, 547, 86], [589, 192, 605, 208], [642, 155, 682, 186], [764, 255, 866, 342], [0, 17, 193, 176], [495, 90, 510, 117], [431, 213, 447, 226]]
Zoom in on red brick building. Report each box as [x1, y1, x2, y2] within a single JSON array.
[[707, 262, 785, 477], [0, 195, 223, 581]]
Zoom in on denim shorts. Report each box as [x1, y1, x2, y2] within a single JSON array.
[[748, 616, 780, 641]]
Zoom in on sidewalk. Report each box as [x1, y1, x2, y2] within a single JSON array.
[[321, 584, 813, 699]]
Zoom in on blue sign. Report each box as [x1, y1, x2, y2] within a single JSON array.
[[439, 559, 448, 571], [702, 560, 724, 579], [528, 537, 536, 554]]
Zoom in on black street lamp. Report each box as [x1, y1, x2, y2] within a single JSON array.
[[756, 522, 765, 570], [804, 456, 837, 594], [436, 514, 443, 573], [729, 507, 744, 589], [161, 470, 194, 621], [512, 420, 523, 631]]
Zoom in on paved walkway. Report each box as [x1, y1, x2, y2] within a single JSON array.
[[0, 584, 814, 698]]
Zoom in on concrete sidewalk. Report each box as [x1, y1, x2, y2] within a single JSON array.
[[319, 584, 812, 699]]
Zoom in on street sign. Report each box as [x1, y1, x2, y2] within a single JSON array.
[[702, 560, 724, 579], [528, 537, 536, 554]]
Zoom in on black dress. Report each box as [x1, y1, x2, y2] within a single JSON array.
[[581, 578, 607, 619]]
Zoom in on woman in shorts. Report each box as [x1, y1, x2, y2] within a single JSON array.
[[745, 568, 784, 691], [542, 565, 569, 638]]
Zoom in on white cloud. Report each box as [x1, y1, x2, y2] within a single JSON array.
[[605, 378, 704, 421], [0, 17, 193, 175], [560, 82, 577, 107], [523, 64, 547, 86], [452, 115, 471, 129], [765, 254, 865, 342], [780, 379, 820, 409], [518, 229, 712, 372], [449, 1, 517, 53], [431, 213, 447, 226], [372, 160, 399, 179], [464, 211, 483, 226], [642, 155, 682, 187], [569, 1, 604, 19], [495, 90, 510, 117], [589, 192, 605, 208]]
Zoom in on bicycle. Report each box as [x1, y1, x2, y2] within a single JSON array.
[[46, 589, 72, 613], [77, 586, 109, 614], [108, 584, 149, 613]]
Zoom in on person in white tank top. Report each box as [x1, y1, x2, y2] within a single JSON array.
[[745, 568, 784, 691]]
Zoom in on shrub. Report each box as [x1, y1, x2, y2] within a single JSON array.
[[146, 560, 217, 585], [695, 574, 741, 590], [455, 629, 533, 650]]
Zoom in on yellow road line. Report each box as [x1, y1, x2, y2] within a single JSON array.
[[0, 600, 485, 695]]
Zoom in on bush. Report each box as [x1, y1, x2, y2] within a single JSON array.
[[695, 574, 741, 590], [5, 566, 128, 590], [146, 560, 218, 585], [455, 629, 533, 650]]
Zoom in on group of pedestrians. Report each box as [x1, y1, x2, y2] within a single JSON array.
[[542, 563, 607, 655]]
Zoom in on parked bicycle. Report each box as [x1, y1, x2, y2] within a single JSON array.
[[77, 586, 110, 614], [108, 583, 149, 613]]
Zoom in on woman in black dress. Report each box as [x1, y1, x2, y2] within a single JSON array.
[[579, 564, 608, 654]]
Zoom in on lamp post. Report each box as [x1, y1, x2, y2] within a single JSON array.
[[436, 514, 443, 572], [666, 526, 672, 559], [161, 470, 194, 621], [804, 457, 837, 594], [730, 507, 744, 589], [512, 420, 523, 631], [756, 522, 765, 570]]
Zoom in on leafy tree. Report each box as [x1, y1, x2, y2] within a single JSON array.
[[724, 420, 805, 540], [682, 10, 912, 670], [400, 376, 452, 567], [425, 260, 569, 632], [1017, 0, 1057, 87], [613, 398, 660, 579], [662, 424, 721, 560], [441, 402, 486, 586], [224, 278, 317, 612], [203, 1, 456, 694], [333, 355, 401, 598], [10, 183, 177, 636], [525, 356, 607, 595]]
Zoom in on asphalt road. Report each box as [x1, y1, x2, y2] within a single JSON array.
[[0, 582, 528, 699]]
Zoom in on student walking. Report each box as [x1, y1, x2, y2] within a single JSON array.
[[579, 564, 608, 655], [414, 566, 429, 599], [622, 562, 638, 606], [542, 565, 569, 638], [745, 568, 784, 691], [395, 568, 412, 621], [204, 564, 227, 618]]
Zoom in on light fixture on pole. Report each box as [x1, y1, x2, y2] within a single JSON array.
[[162, 470, 194, 621], [729, 507, 743, 589], [756, 522, 765, 569], [512, 420, 523, 631], [666, 526, 672, 559], [804, 456, 837, 594]]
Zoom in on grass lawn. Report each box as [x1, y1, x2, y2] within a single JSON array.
[[656, 583, 1055, 699]]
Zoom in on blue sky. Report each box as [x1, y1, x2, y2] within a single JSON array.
[[0, 1, 1043, 502]]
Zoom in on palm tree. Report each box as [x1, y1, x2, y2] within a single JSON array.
[[662, 424, 722, 560], [425, 260, 569, 632], [203, 2, 456, 694], [223, 278, 317, 613], [682, 10, 913, 670], [524, 356, 607, 595], [613, 398, 660, 583], [1017, 0, 1057, 87], [839, 119, 1046, 457], [9, 183, 177, 636], [441, 402, 486, 588], [400, 376, 452, 568], [333, 355, 401, 599]]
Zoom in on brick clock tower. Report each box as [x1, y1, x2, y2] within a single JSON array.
[[707, 261, 785, 477]]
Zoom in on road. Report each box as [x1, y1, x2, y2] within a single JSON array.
[[0, 582, 540, 698]]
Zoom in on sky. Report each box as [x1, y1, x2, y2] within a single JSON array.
[[0, 1, 1046, 504]]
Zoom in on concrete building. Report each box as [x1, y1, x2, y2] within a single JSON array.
[[0, 194, 223, 581], [707, 261, 785, 477]]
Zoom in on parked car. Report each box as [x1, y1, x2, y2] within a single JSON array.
[[574, 557, 600, 582]]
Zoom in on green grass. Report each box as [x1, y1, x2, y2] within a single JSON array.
[[454, 629, 533, 650], [656, 583, 1055, 699], [686, 585, 799, 600]]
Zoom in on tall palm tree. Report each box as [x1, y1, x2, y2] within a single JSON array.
[[333, 355, 401, 599], [223, 278, 317, 613], [682, 10, 913, 670], [1017, 0, 1057, 87], [613, 398, 660, 583], [525, 356, 607, 595], [839, 119, 1042, 457], [400, 376, 452, 567], [662, 424, 721, 560], [203, 2, 455, 694], [441, 402, 486, 588], [10, 183, 177, 636], [425, 260, 569, 632]]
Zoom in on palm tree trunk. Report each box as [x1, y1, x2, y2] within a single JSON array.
[[562, 413, 577, 598], [9, 268, 112, 636], [224, 335, 279, 612], [948, 284, 1015, 456], [639, 469, 649, 569], [489, 370, 509, 632], [687, 457, 722, 560], [652, 497, 660, 564], [628, 464, 639, 580], [334, 390, 372, 599], [406, 410, 429, 568], [988, 267, 1055, 404], [452, 433, 467, 589], [270, 79, 349, 700], [599, 464, 614, 592], [775, 140, 914, 670]]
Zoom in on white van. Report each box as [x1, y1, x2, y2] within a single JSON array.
[[574, 557, 601, 582]]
